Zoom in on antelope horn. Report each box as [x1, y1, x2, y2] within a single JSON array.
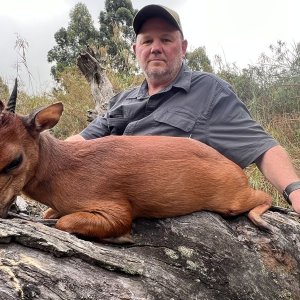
[[6, 78, 18, 113]]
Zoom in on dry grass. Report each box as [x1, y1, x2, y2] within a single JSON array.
[[245, 165, 288, 208], [16, 67, 94, 139], [246, 112, 300, 207], [107, 70, 144, 93]]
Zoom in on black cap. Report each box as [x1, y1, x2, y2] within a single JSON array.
[[133, 5, 183, 36]]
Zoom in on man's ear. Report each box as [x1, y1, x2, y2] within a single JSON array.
[[182, 39, 188, 56]]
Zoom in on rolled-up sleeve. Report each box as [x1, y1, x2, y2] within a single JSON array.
[[207, 84, 278, 168]]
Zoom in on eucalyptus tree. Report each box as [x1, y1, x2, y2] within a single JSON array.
[[48, 3, 99, 79], [99, 0, 137, 73], [186, 46, 213, 73]]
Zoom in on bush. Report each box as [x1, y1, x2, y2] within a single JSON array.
[[14, 67, 93, 139], [51, 67, 94, 138]]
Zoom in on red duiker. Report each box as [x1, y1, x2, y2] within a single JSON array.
[[0, 92, 273, 243]]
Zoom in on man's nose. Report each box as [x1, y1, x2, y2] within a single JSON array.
[[151, 40, 163, 54]]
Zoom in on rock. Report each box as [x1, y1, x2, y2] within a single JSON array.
[[14, 196, 28, 213]]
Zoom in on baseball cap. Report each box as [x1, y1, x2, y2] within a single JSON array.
[[133, 5, 183, 36]]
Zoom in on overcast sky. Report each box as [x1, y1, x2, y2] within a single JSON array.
[[1, 0, 299, 95]]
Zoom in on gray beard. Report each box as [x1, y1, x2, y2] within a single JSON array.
[[145, 68, 173, 82], [144, 62, 181, 83]]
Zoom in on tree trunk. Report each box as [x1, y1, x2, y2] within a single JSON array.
[[77, 47, 114, 121], [1, 208, 300, 300]]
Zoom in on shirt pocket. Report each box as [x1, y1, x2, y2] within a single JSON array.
[[154, 108, 197, 133], [107, 106, 129, 134]]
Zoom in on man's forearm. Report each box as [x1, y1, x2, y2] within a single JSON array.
[[256, 145, 300, 213]]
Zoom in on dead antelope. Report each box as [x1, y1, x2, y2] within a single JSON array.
[[0, 90, 274, 242]]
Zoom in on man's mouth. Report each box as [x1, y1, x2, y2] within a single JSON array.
[[150, 59, 163, 62]]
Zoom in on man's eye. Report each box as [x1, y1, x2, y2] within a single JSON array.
[[1, 155, 23, 174]]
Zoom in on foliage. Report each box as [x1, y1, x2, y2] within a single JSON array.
[[251, 41, 300, 118], [214, 57, 261, 109], [14, 34, 32, 79], [106, 69, 143, 93], [48, 3, 99, 79], [16, 66, 93, 139], [0, 77, 9, 101], [186, 46, 213, 73], [48, 1, 138, 78], [98, 0, 137, 73], [212, 41, 300, 203], [214, 41, 300, 125], [246, 114, 300, 209], [51, 66, 94, 138]]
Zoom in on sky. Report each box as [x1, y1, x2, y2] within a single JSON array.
[[0, 0, 299, 95]]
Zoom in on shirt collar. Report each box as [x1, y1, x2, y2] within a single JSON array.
[[172, 63, 192, 92], [136, 63, 192, 99]]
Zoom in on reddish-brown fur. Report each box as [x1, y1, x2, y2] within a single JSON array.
[[0, 102, 273, 242]]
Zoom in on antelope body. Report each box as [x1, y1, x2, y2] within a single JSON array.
[[0, 99, 273, 242]]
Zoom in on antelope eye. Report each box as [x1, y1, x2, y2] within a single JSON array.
[[1, 155, 23, 174]]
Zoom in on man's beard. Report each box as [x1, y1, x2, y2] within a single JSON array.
[[145, 68, 172, 81], [143, 60, 182, 83]]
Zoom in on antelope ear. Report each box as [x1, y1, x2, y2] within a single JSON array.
[[24, 102, 64, 133], [0, 100, 4, 113]]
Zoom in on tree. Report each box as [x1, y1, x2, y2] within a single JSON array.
[[186, 46, 213, 73], [214, 56, 262, 110], [212, 42, 300, 122], [98, 0, 137, 73], [48, 3, 99, 79], [251, 40, 300, 116]]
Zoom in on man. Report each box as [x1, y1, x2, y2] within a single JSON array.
[[68, 5, 300, 213]]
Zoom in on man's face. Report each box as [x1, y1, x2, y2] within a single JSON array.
[[133, 18, 188, 84]]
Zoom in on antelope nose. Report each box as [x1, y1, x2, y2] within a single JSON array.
[[0, 207, 9, 218], [0, 195, 17, 218]]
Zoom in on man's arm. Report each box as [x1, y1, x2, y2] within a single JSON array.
[[256, 145, 300, 213]]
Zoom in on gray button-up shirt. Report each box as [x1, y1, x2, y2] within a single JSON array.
[[81, 64, 278, 168]]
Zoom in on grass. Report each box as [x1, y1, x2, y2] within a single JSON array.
[[246, 113, 300, 207], [246, 165, 287, 208]]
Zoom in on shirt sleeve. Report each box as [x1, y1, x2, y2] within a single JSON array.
[[80, 113, 110, 139], [79, 87, 139, 139], [207, 82, 278, 168]]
